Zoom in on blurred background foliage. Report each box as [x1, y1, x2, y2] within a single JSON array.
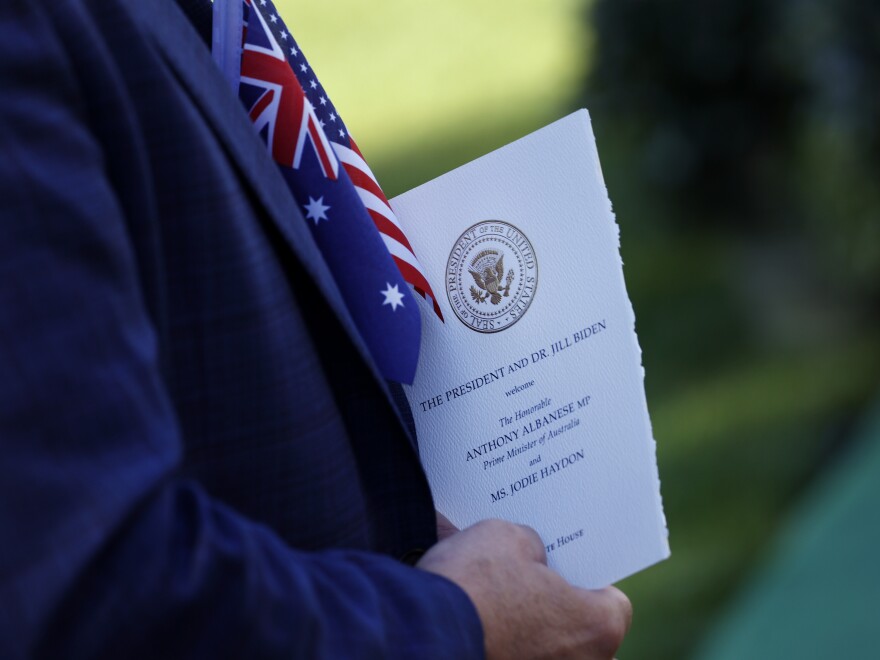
[[281, 0, 879, 657]]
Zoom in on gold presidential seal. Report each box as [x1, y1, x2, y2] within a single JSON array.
[[446, 221, 538, 333]]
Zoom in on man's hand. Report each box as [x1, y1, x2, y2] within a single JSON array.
[[417, 519, 631, 659]]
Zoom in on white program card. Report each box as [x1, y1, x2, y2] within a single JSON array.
[[393, 110, 669, 588]]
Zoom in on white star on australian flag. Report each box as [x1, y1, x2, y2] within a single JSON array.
[[381, 283, 405, 311], [303, 196, 330, 225]]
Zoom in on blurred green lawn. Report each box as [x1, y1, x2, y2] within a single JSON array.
[[276, 2, 880, 658], [277, 0, 588, 195]]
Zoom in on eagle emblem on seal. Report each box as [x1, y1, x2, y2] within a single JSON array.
[[468, 249, 515, 305]]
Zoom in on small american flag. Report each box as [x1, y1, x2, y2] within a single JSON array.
[[213, 0, 442, 384]]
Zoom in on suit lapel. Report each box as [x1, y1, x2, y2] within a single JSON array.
[[131, 1, 334, 311], [125, 0, 417, 444]]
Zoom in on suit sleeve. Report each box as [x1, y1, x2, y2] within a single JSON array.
[[0, 2, 483, 658]]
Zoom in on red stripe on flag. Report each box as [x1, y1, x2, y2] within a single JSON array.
[[366, 209, 416, 255], [248, 89, 274, 123], [307, 119, 336, 179], [343, 164, 392, 210], [241, 50, 304, 167], [393, 257, 445, 321], [349, 138, 366, 160], [348, 140, 444, 321], [343, 141, 399, 213]]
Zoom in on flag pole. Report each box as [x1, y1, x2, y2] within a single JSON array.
[[211, 0, 244, 93]]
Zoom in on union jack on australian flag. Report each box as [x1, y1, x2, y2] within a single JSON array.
[[213, 0, 443, 384]]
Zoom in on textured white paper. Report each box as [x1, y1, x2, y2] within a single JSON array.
[[393, 110, 669, 588]]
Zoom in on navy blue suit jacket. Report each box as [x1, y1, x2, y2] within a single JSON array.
[[0, 0, 482, 657]]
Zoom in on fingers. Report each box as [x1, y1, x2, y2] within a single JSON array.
[[514, 523, 548, 564], [468, 519, 547, 564], [419, 517, 634, 659], [604, 587, 633, 636], [576, 586, 633, 655]]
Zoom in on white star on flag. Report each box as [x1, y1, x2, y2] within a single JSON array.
[[303, 196, 330, 225], [269, 13, 278, 23], [381, 283, 405, 311]]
